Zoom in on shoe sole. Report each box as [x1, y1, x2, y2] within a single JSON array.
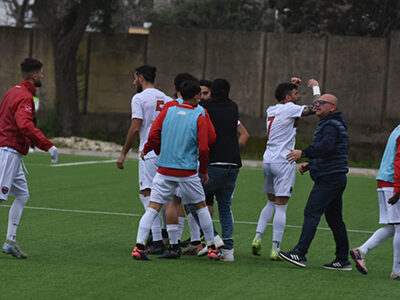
[[208, 256, 221, 261], [251, 245, 261, 256], [2, 249, 27, 259], [220, 258, 234, 262], [132, 253, 151, 261], [197, 248, 208, 257], [278, 253, 306, 268], [350, 250, 367, 275], [270, 256, 284, 261], [323, 266, 352, 271]]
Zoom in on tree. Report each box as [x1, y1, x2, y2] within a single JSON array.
[[148, 0, 276, 32], [145, 0, 400, 37], [1, 0, 31, 27], [31, 0, 119, 136], [276, 0, 400, 37]]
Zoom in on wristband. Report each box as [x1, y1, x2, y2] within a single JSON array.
[[312, 86, 320, 96]]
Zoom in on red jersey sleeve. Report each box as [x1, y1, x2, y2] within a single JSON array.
[[160, 100, 178, 113], [197, 114, 209, 175], [14, 97, 53, 151], [204, 109, 216, 146], [143, 108, 168, 155], [394, 135, 400, 193]]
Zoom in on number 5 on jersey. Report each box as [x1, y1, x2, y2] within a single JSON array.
[[156, 100, 164, 111]]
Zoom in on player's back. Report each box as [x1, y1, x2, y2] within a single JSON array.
[[263, 102, 304, 163], [131, 88, 172, 155]]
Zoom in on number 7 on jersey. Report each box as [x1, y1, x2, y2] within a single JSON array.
[[267, 116, 275, 138]]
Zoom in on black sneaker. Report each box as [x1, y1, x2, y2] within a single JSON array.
[[145, 231, 153, 248], [323, 259, 352, 271], [147, 241, 165, 255], [180, 238, 191, 248], [158, 245, 181, 259], [278, 251, 307, 268]]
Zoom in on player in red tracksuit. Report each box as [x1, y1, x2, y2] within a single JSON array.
[[0, 58, 58, 259]]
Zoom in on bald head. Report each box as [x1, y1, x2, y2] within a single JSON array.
[[315, 93, 339, 119], [319, 94, 338, 108]]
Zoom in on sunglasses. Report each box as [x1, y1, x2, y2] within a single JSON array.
[[315, 99, 334, 106]]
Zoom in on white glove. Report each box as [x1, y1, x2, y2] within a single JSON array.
[[48, 146, 58, 164]]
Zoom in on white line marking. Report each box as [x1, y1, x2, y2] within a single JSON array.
[[0, 205, 374, 234], [50, 159, 117, 167]]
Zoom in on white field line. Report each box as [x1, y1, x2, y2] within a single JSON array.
[[29, 148, 378, 176], [0, 204, 374, 234], [49, 159, 117, 167]]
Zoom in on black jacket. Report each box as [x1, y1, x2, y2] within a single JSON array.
[[305, 112, 349, 181], [201, 97, 242, 167]]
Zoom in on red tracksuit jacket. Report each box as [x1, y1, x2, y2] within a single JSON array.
[[0, 80, 53, 155]]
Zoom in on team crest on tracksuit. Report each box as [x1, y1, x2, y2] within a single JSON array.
[[2, 186, 9, 194]]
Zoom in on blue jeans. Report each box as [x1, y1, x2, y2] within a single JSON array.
[[203, 166, 239, 249], [295, 173, 349, 261], [186, 203, 220, 237]]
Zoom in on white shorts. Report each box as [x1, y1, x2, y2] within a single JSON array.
[[0, 148, 29, 201], [138, 156, 158, 191], [150, 172, 205, 205], [263, 162, 296, 197], [378, 187, 400, 224], [175, 187, 182, 198]]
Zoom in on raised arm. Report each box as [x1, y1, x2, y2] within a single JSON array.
[[301, 78, 321, 116]]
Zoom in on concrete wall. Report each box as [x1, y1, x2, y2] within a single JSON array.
[[385, 31, 400, 131], [205, 30, 265, 117], [263, 33, 326, 109], [325, 35, 387, 127], [147, 27, 206, 96], [31, 29, 56, 111], [0, 27, 31, 97], [87, 32, 147, 114], [1, 25, 400, 160]]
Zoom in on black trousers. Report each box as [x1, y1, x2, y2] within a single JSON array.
[[295, 173, 349, 261]]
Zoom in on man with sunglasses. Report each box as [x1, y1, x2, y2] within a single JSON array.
[[280, 93, 351, 271]]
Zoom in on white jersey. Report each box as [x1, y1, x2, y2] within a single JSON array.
[[131, 88, 172, 159], [263, 102, 305, 163]]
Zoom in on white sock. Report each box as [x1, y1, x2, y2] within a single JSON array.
[[177, 216, 185, 241], [393, 224, 400, 274], [139, 195, 162, 242], [167, 224, 179, 245], [7, 196, 29, 242], [188, 213, 201, 242], [139, 194, 149, 210], [197, 207, 214, 244], [360, 225, 394, 254], [161, 206, 167, 230], [136, 207, 158, 245], [272, 204, 287, 251], [255, 201, 275, 241], [151, 213, 162, 242]]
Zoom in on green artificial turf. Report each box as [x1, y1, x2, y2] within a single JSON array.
[[0, 153, 397, 299]]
